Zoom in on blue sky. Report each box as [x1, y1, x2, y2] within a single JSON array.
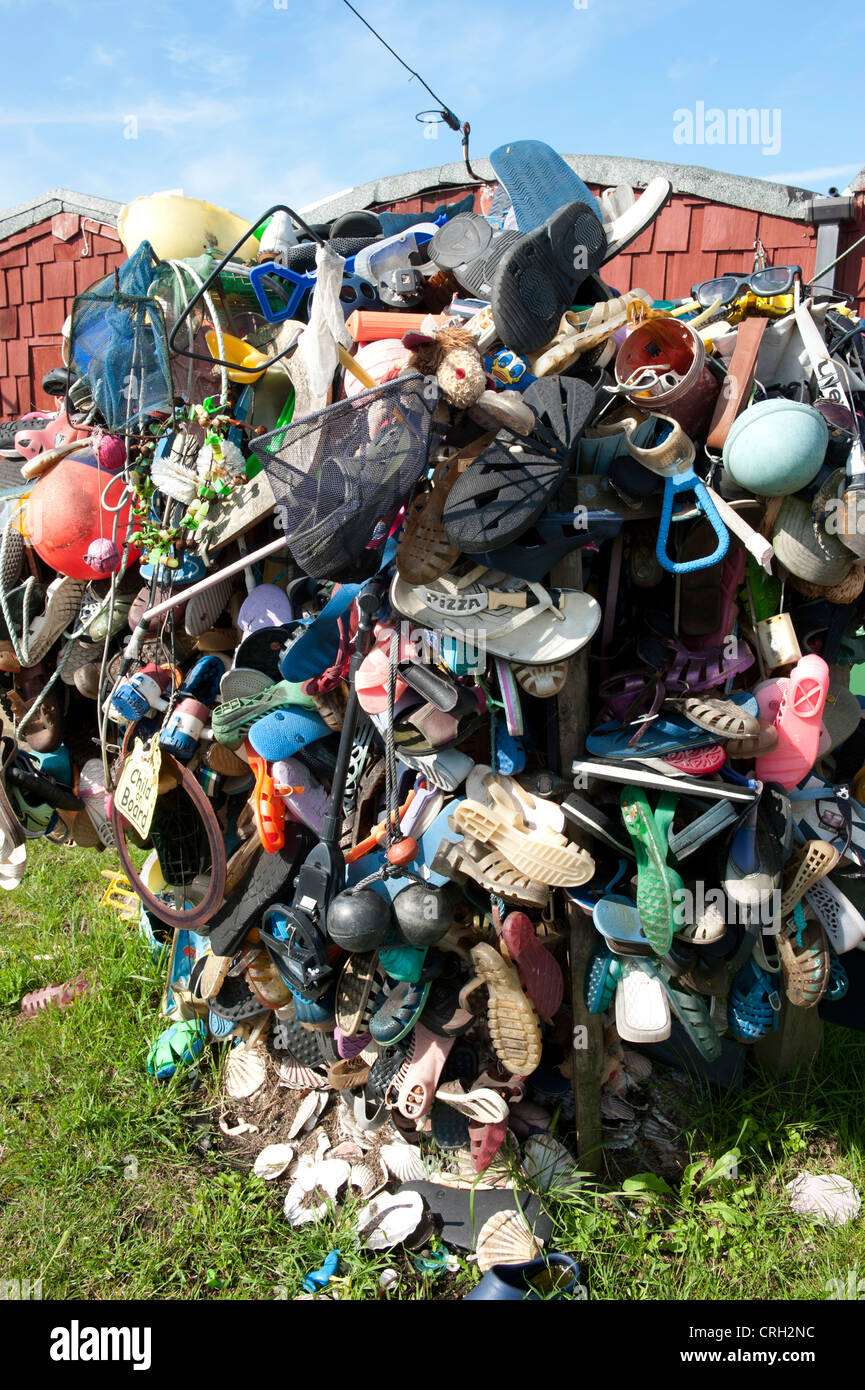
[[1, 0, 862, 218]]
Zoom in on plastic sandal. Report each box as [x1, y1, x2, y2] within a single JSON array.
[[584, 945, 623, 1012], [396, 442, 483, 586], [211, 679, 316, 745], [461, 941, 542, 1077], [432, 833, 553, 911], [779, 906, 830, 1008], [668, 695, 760, 740], [592, 895, 650, 949], [452, 783, 594, 888], [727, 958, 781, 1043], [780, 840, 841, 917], [246, 747, 285, 854], [512, 659, 569, 699], [639, 959, 722, 1062], [755, 654, 830, 791], [369, 974, 434, 1045], [335, 951, 381, 1037], [390, 565, 601, 666], [563, 793, 636, 858], [620, 787, 683, 955], [825, 941, 849, 1002], [430, 1040, 476, 1150], [390, 1022, 454, 1120]]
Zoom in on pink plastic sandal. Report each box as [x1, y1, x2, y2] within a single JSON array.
[[755, 655, 830, 791], [391, 1022, 454, 1121]]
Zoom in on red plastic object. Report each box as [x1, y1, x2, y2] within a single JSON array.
[[345, 310, 439, 344], [387, 836, 419, 866], [21, 972, 91, 1017], [25, 449, 139, 580], [499, 911, 564, 1019]]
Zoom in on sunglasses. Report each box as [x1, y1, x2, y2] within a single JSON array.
[[691, 264, 802, 309]]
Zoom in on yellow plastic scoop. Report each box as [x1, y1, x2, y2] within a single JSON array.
[[205, 331, 269, 383]]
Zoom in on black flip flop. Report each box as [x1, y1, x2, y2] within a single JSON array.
[[207, 830, 313, 957], [490, 202, 607, 354]]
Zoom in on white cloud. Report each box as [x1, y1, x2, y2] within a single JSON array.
[[766, 163, 860, 187]]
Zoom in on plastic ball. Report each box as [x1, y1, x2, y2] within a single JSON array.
[[84, 538, 122, 575], [326, 887, 392, 952], [392, 882, 454, 948]]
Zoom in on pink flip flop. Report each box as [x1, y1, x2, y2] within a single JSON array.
[[469, 1117, 509, 1173], [755, 655, 830, 791], [498, 911, 564, 1019], [660, 745, 726, 776], [391, 1023, 454, 1121]]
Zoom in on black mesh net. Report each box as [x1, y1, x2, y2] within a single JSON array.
[[150, 787, 210, 888], [251, 372, 438, 581]]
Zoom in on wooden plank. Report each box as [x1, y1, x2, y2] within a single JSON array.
[[552, 543, 604, 1173], [753, 998, 823, 1076]]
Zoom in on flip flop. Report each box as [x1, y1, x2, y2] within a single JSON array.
[[614, 960, 671, 1043], [584, 944, 623, 1011], [592, 895, 650, 950], [588, 694, 758, 758], [499, 911, 564, 1018], [335, 951, 380, 1037]]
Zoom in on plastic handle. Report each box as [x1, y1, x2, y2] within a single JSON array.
[[249, 262, 314, 323], [655, 472, 729, 574]]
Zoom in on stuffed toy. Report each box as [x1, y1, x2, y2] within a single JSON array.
[[404, 320, 534, 433]]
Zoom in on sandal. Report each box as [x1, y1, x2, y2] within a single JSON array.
[[778, 905, 830, 1008], [460, 941, 542, 1077], [511, 659, 569, 699], [584, 945, 623, 1012], [727, 958, 781, 1043], [668, 695, 760, 741], [614, 960, 671, 1043], [335, 951, 380, 1037], [620, 787, 684, 954], [638, 959, 722, 1061], [451, 783, 594, 888], [430, 1040, 477, 1150], [780, 840, 840, 917], [396, 440, 490, 586], [755, 654, 830, 791], [369, 974, 435, 1045], [390, 1022, 454, 1120], [432, 832, 550, 910]]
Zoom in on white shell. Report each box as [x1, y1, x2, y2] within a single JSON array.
[[224, 1040, 267, 1100], [357, 1191, 424, 1250], [621, 1048, 652, 1080], [787, 1172, 861, 1226], [283, 1182, 327, 1226], [601, 1093, 635, 1121], [330, 1142, 365, 1162], [278, 1060, 328, 1091], [253, 1143, 295, 1181], [289, 1153, 350, 1201], [288, 1090, 329, 1139], [218, 1118, 258, 1137], [522, 1133, 582, 1194], [336, 1101, 376, 1151], [350, 1159, 387, 1198], [475, 1210, 543, 1273], [380, 1140, 426, 1183], [379, 1268, 400, 1291]]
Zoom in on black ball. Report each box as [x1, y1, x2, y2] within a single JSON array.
[[326, 887, 392, 952], [392, 882, 454, 948]]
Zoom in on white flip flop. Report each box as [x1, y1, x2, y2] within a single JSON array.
[[599, 177, 672, 261], [615, 961, 672, 1044]]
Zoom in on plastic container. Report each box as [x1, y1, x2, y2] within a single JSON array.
[[614, 316, 720, 437]]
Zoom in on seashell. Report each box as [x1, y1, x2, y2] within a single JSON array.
[[521, 1133, 582, 1194], [786, 1172, 861, 1226], [278, 1059, 328, 1091], [475, 1209, 544, 1273], [224, 1038, 267, 1100], [601, 1093, 635, 1121], [336, 1100, 376, 1150], [288, 1090, 329, 1139], [313, 1158, 351, 1201], [380, 1140, 427, 1183], [218, 1117, 258, 1136], [253, 1143, 295, 1181], [283, 1181, 328, 1226], [357, 1191, 425, 1251], [350, 1159, 387, 1198], [379, 1268, 400, 1291], [622, 1048, 652, 1081], [330, 1142, 365, 1162]]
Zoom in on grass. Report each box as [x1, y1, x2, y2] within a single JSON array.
[[1, 842, 864, 1301]]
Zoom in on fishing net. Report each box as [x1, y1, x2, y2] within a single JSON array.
[[250, 372, 438, 581], [68, 240, 173, 433]]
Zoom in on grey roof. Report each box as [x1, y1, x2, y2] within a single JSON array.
[[848, 165, 865, 193], [0, 188, 121, 242], [302, 154, 824, 225]]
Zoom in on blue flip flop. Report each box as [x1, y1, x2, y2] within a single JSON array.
[[587, 692, 758, 759], [592, 894, 650, 948]]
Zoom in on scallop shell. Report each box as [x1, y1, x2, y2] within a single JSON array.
[[224, 1039, 267, 1100], [475, 1209, 544, 1273], [336, 1100, 376, 1150], [357, 1191, 424, 1251], [330, 1142, 365, 1162], [621, 1048, 652, 1080], [289, 1153, 350, 1201], [278, 1059, 328, 1091], [350, 1158, 387, 1198], [786, 1172, 861, 1226], [601, 1093, 635, 1121], [521, 1133, 582, 1194], [283, 1182, 327, 1227], [288, 1090, 329, 1139], [253, 1143, 295, 1181], [379, 1140, 426, 1183]]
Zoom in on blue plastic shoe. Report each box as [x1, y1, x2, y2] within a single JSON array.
[[178, 655, 226, 705], [584, 945, 622, 1013], [728, 957, 781, 1043], [464, 1253, 581, 1300]]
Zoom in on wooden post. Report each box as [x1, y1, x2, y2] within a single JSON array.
[[553, 548, 604, 1173]]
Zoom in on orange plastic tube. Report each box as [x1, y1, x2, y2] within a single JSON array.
[[345, 310, 443, 344]]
